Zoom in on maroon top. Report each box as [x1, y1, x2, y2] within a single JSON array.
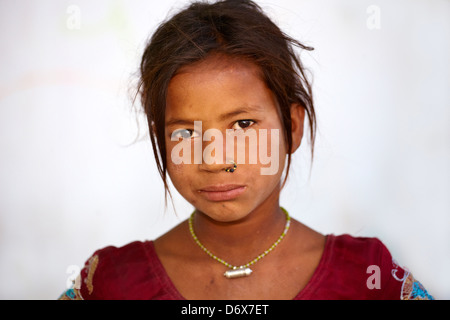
[[60, 234, 434, 300]]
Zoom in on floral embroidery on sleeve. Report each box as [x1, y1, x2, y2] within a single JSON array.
[[59, 254, 99, 300], [58, 287, 83, 300], [84, 254, 99, 295], [400, 273, 434, 300], [391, 259, 434, 300]]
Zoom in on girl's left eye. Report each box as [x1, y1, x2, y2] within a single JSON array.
[[232, 120, 255, 130]]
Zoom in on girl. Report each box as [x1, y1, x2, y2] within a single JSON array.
[[60, 0, 433, 300]]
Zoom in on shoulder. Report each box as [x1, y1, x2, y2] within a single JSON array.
[[330, 234, 387, 265], [71, 241, 178, 300], [304, 234, 434, 300], [59, 221, 191, 300]]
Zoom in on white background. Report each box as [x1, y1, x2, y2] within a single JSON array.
[[0, 0, 448, 299]]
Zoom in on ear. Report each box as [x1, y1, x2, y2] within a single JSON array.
[[289, 103, 305, 154]]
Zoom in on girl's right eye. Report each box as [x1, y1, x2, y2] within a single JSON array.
[[171, 129, 199, 139]]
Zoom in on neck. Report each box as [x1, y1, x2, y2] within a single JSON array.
[[191, 199, 287, 265]]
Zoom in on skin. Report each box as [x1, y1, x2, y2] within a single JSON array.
[[154, 54, 325, 300]]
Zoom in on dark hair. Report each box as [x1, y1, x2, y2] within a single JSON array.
[[138, 0, 316, 206]]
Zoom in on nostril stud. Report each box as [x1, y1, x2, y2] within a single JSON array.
[[225, 161, 237, 173]]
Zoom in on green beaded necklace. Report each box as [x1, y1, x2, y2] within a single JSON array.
[[188, 207, 291, 279]]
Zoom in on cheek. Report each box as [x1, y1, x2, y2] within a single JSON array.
[[168, 163, 184, 177], [166, 163, 203, 207], [251, 126, 287, 177], [166, 139, 188, 179], [166, 163, 189, 192]]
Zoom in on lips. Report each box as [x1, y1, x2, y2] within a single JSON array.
[[198, 184, 246, 201]]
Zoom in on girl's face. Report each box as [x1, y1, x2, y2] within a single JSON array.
[[165, 55, 298, 222]]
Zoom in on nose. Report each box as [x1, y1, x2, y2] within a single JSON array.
[[199, 158, 236, 173], [198, 147, 233, 173], [197, 133, 235, 173], [199, 161, 227, 173]]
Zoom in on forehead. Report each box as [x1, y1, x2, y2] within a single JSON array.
[[166, 55, 277, 123], [175, 54, 262, 81]]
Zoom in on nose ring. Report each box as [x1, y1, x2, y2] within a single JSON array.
[[224, 161, 237, 173]]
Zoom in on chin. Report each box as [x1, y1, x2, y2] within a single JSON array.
[[195, 201, 253, 223]]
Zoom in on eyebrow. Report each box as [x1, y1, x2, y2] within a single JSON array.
[[165, 105, 264, 127]]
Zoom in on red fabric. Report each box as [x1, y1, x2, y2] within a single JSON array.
[[79, 234, 407, 300], [295, 234, 405, 299]]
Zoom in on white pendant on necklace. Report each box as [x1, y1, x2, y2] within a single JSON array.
[[224, 267, 253, 279]]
